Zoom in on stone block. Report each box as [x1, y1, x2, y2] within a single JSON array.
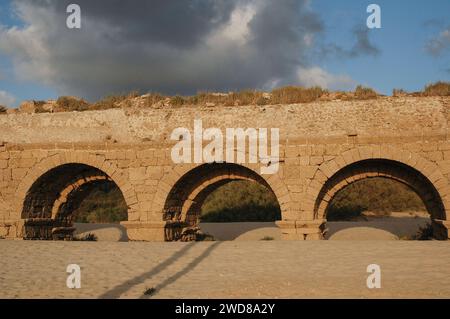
[[0, 160, 7, 169], [310, 156, 323, 166], [121, 221, 167, 241], [0, 152, 10, 160], [128, 167, 147, 181], [12, 168, 27, 181]]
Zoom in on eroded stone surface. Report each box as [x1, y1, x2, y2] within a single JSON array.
[[0, 97, 450, 240]]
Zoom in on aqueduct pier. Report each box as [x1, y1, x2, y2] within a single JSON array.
[[1, 96, 450, 241]]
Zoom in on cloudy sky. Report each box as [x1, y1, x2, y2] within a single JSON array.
[[0, 0, 449, 107]]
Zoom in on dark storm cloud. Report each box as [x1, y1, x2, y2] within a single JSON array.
[[29, 0, 237, 48], [317, 25, 380, 59], [350, 26, 380, 57], [0, 0, 367, 100]]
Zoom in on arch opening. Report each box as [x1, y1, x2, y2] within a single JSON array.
[[21, 163, 128, 240], [163, 163, 282, 241], [315, 159, 446, 240]]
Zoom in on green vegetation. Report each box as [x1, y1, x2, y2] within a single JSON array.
[[71, 177, 426, 224], [72, 183, 127, 223], [200, 180, 281, 222], [327, 177, 425, 221], [200, 178, 425, 223], [261, 236, 275, 241]]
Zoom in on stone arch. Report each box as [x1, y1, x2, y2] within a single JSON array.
[[50, 173, 113, 222], [20, 163, 129, 224], [161, 162, 290, 225], [314, 159, 445, 221], [302, 145, 450, 239], [14, 153, 138, 222], [0, 194, 10, 219]]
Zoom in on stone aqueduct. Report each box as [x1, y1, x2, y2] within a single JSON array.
[[1, 96, 450, 241]]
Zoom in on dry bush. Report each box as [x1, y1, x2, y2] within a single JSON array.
[[34, 101, 51, 113], [144, 93, 166, 107], [354, 85, 378, 100], [92, 97, 121, 110], [329, 91, 354, 101], [392, 88, 407, 97], [227, 90, 267, 106], [45, 81, 450, 113], [412, 223, 434, 240], [190, 92, 229, 106], [0, 105, 7, 114], [423, 81, 450, 96], [169, 95, 187, 106], [271, 86, 325, 104], [56, 96, 90, 112], [166, 91, 268, 107], [91, 91, 139, 110], [175, 91, 265, 107], [73, 233, 98, 241]]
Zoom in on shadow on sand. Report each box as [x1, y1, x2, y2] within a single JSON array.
[[74, 223, 129, 241], [99, 242, 221, 299], [325, 217, 430, 239], [140, 242, 221, 299], [75, 216, 430, 243], [199, 222, 280, 240]]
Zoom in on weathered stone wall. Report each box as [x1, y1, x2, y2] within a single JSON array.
[[1, 96, 450, 240], [1, 97, 448, 143]]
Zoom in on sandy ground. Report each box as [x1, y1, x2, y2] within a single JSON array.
[[1, 240, 450, 299], [1, 214, 437, 299], [74, 213, 430, 242]]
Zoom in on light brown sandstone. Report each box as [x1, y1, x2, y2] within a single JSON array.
[[0, 97, 449, 241]]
